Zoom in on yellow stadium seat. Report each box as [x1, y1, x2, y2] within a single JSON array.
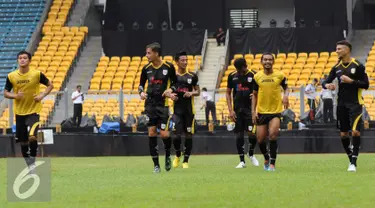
[[80, 26, 88, 33], [62, 56, 73, 62], [293, 63, 304, 70], [114, 72, 125, 78], [295, 58, 306, 64], [303, 63, 314, 69], [103, 72, 114, 79], [277, 53, 286, 59], [69, 46, 79, 52], [255, 54, 263, 59], [320, 52, 329, 58], [296, 80, 307, 86], [60, 61, 71, 68], [100, 56, 109, 62], [285, 58, 295, 64], [121, 56, 131, 62], [234, 54, 243, 59], [47, 66, 58, 72], [309, 52, 319, 58], [117, 66, 127, 72], [330, 52, 338, 57], [298, 53, 308, 58], [288, 53, 297, 59], [244, 54, 254, 60], [306, 57, 317, 64], [96, 66, 106, 72], [282, 69, 290, 76], [108, 62, 119, 67], [98, 62, 107, 68]]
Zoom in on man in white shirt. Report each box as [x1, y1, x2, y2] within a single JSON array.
[[71, 85, 84, 127], [201, 87, 217, 125], [305, 78, 318, 123], [321, 87, 334, 123]]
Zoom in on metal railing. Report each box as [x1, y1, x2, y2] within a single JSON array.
[[200, 29, 208, 69]]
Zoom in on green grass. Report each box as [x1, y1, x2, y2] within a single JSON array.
[[1, 154, 375, 208]]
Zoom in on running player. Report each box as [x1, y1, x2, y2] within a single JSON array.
[[322, 40, 369, 172], [172, 51, 200, 169], [4, 51, 53, 173], [252, 53, 289, 172], [226, 58, 259, 168], [138, 42, 178, 173]]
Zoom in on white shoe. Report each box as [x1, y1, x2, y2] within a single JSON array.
[[28, 163, 36, 175], [347, 163, 356, 172], [247, 154, 259, 166], [235, 161, 246, 168]]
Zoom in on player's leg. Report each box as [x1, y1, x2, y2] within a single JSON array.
[[234, 111, 246, 168], [182, 114, 194, 168], [268, 115, 281, 171], [172, 114, 182, 168], [256, 114, 270, 170], [245, 109, 258, 166], [159, 106, 172, 171], [16, 115, 30, 165], [145, 105, 160, 173], [337, 105, 353, 166], [349, 104, 363, 171], [26, 114, 41, 174]]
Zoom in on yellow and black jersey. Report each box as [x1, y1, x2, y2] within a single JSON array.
[[254, 70, 287, 114], [5, 69, 49, 115], [322, 58, 369, 105], [139, 61, 177, 106], [227, 69, 256, 111], [174, 71, 199, 114]]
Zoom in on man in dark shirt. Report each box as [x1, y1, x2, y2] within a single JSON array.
[[138, 42, 178, 173], [171, 51, 200, 169], [322, 40, 369, 172], [226, 58, 259, 168]]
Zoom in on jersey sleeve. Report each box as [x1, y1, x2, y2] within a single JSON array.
[[168, 64, 177, 92], [227, 73, 233, 89], [4, 76, 12, 91], [138, 66, 147, 93], [322, 67, 336, 89], [281, 77, 287, 90], [40, 72, 49, 86], [353, 64, 369, 89], [192, 73, 199, 86]]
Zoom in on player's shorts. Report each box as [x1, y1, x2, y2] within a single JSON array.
[[173, 113, 195, 135], [144, 104, 170, 131], [234, 108, 255, 133], [15, 113, 40, 143], [337, 103, 363, 132], [257, 113, 281, 126]]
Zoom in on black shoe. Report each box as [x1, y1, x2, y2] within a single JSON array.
[[153, 165, 161, 173], [165, 156, 171, 171]]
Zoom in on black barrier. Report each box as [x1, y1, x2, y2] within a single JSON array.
[[1, 130, 375, 157], [102, 29, 205, 57]]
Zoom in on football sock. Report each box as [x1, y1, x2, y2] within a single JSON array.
[[149, 136, 159, 167], [269, 140, 278, 166], [162, 137, 172, 158], [29, 140, 38, 157], [183, 137, 192, 163], [341, 136, 352, 162], [258, 140, 270, 161], [236, 134, 245, 162], [248, 134, 257, 157], [352, 136, 361, 166], [20, 144, 31, 166], [173, 135, 182, 157]]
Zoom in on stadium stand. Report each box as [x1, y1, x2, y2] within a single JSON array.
[[0, 0, 45, 90]]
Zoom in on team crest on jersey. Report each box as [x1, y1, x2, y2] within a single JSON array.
[[247, 77, 252, 82], [163, 69, 168, 75], [187, 78, 192, 84], [351, 68, 356, 74]]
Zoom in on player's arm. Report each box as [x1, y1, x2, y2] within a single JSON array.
[[322, 67, 336, 90], [3, 75, 23, 99], [163, 65, 178, 100], [281, 77, 289, 109], [138, 67, 147, 99], [72, 92, 81, 101], [251, 80, 259, 124], [352, 65, 369, 89], [226, 73, 236, 121], [34, 72, 53, 101]]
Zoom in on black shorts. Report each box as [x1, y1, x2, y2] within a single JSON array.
[[173, 113, 195, 135], [144, 104, 170, 130], [257, 113, 281, 126], [234, 108, 255, 133], [337, 103, 363, 132], [15, 113, 40, 143]]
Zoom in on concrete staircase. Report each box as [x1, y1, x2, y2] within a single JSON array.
[[67, 0, 92, 26], [351, 30, 375, 63], [195, 38, 226, 120], [50, 37, 102, 126]]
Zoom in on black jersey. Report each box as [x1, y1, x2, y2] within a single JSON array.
[[227, 70, 256, 111], [174, 72, 199, 114], [139, 61, 177, 106], [322, 58, 369, 105]]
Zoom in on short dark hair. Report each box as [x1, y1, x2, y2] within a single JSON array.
[[202, 87, 207, 91], [313, 78, 318, 83], [17, 50, 31, 60], [261, 52, 274, 61], [234, 58, 247, 70], [146, 42, 162, 56], [77, 85, 82, 88], [174, 51, 187, 61], [336, 40, 352, 51]]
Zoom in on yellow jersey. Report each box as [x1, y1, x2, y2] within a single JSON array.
[[5, 69, 49, 115], [254, 70, 287, 114]]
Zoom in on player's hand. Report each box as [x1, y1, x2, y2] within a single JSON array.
[[183, 92, 193, 98], [140, 92, 147, 100], [162, 89, 173, 97], [34, 94, 44, 102], [168, 93, 178, 101], [252, 113, 258, 125], [229, 110, 236, 122], [15, 91, 24, 100], [340, 75, 353, 84], [249, 93, 253, 99], [325, 83, 336, 90], [283, 96, 289, 109]]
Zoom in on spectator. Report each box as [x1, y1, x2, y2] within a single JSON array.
[[214, 28, 225, 46], [71, 85, 84, 127], [305, 78, 318, 123], [321, 87, 334, 123], [201, 87, 217, 125]]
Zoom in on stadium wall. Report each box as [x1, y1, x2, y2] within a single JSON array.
[[1, 130, 375, 157]]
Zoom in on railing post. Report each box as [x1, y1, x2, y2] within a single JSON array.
[[64, 88, 69, 120], [9, 99, 13, 127], [300, 85, 305, 116], [119, 88, 124, 121]]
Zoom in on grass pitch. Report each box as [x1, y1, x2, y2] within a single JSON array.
[[1, 154, 375, 208]]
